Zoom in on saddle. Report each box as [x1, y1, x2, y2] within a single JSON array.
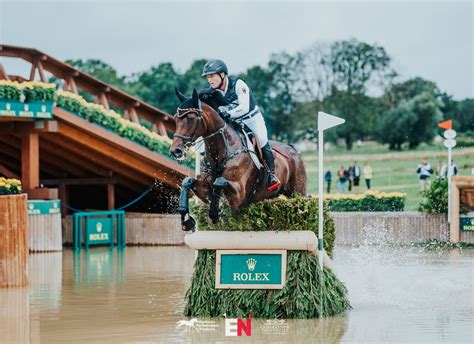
[[229, 120, 264, 170]]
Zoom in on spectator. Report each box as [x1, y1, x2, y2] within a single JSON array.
[[363, 162, 373, 190], [348, 166, 354, 192], [451, 160, 458, 176], [325, 169, 332, 193], [353, 162, 361, 188], [417, 159, 433, 191], [338, 166, 347, 193], [439, 161, 447, 178], [439, 160, 458, 178]]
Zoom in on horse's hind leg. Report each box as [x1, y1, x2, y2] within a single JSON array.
[[177, 177, 197, 231], [209, 177, 228, 223]]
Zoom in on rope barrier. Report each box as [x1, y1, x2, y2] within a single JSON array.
[[61, 183, 156, 213]]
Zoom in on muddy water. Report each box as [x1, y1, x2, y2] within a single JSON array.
[[0, 245, 472, 343]]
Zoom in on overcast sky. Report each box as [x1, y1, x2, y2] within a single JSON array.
[[1, 1, 473, 99]]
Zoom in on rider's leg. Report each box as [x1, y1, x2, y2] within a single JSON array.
[[244, 113, 281, 191]]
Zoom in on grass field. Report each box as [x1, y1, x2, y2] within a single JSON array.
[[302, 142, 474, 210]]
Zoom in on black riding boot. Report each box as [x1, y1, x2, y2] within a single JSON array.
[[262, 143, 281, 191]]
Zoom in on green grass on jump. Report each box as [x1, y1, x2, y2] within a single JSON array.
[[184, 250, 351, 319], [185, 196, 351, 319]]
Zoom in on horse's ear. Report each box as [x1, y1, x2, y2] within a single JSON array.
[[192, 88, 199, 104], [175, 87, 186, 102]]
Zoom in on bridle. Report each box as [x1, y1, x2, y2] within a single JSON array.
[[173, 100, 227, 151]]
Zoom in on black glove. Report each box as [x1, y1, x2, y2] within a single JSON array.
[[199, 89, 216, 102]]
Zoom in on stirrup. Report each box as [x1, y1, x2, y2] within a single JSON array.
[[267, 174, 281, 191]]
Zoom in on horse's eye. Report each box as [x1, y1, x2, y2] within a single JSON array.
[[188, 117, 195, 124]]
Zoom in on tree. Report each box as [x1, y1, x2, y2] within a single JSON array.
[[131, 63, 181, 114], [378, 92, 443, 149], [407, 92, 443, 149], [322, 39, 396, 149], [328, 39, 395, 95], [179, 59, 209, 94], [383, 77, 439, 109], [378, 102, 417, 150]]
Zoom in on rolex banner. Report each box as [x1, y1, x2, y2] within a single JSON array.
[[215, 250, 287, 289]]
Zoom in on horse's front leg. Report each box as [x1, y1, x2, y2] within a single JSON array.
[[177, 177, 197, 231], [209, 177, 228, 223]]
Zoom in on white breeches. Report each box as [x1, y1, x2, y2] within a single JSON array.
[[243, 112, 269, 147]]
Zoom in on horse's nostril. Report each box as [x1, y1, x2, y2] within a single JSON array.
[[173, 148, 183, 158]]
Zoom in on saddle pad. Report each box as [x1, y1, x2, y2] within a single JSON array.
[[242, 130, 264, 170]]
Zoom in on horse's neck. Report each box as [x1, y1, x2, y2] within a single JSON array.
[[202, 107, 239, 166]]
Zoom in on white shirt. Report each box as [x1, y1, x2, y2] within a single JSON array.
[[218, 78, 251, 118]]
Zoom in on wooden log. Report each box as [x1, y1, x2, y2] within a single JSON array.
[[0, 194, 28, 287]]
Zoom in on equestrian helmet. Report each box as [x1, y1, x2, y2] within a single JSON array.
[[201, 59, 228, 76]]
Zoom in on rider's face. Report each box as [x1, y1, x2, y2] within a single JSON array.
[[207, 73, 224, 89]]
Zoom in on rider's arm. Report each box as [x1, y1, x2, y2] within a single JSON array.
[[227, 79, 250, 118]]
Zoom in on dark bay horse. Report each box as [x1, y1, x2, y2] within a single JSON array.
[[170, 88, 307, 231]]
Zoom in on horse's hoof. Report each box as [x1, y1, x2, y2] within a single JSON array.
[[209, 212, 220, 224], [182, 215, 196, 231]]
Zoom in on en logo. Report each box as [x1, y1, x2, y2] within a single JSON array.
[[225, 314, 253, 337], [41, 104, 46, 112], [6, 103, 11, 110], [24, 104, 29, 111], [96, 222, 103, 233]]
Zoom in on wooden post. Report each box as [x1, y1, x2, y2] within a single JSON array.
[[0, 194, 28, 287], [107, 183, 115, 210], [128, 107, 140, 124], [21, 132, 39, 192], [450, 182, 460, 243], [29, 61, 37, 80], [36, 60, 46, 82], [157, 121, 167, 136], [97, 92, 110, 110], [0, 63, 10, 80], [59, 184, 68, 216]]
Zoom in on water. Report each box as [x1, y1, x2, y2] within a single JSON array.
[[0, 245, 472, 343]]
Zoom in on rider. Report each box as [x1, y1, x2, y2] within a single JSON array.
[[201, 59, 281, 191]]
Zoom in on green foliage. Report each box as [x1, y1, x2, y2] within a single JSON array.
[[184, 250, 351, 318], [0, 84, 21, 100], [328, 195, 405, 212], [23, 84, 56, 102], [378, 91, 443, 150], [407, 92, 443, 149], [56, 93, 194, 168], [193, 195, 335, 257], [378, 102, 416, 150], [418, 177, 448, 214], [456, 131, 474, 148]]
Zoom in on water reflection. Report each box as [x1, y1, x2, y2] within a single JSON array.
[[0, 245, 472, 343]]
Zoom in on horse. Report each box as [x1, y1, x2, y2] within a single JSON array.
[[170, 88, 307, 231]]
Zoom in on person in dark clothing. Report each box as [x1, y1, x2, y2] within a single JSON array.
[[347, 166, 354, 192], [325, 169, 332, 193]]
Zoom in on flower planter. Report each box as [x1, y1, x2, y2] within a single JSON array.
[[0, 194, 28, 287], [0, 99, 22, 117], [0, 99, 53, 119]]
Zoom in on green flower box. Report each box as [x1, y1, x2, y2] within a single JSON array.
[[0, 99, 23, 117], [0, 99, 54, 119], [28, 101, 54, 119]]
